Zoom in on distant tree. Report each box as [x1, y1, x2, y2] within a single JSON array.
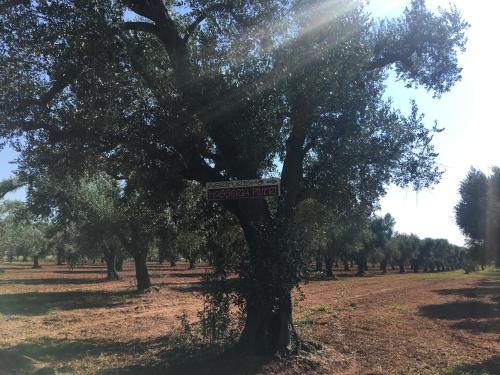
[[391, 233, 419, 273], [455, 167, 500, 267], [0, 200, 50, 267], [487, 167, 500, 266], [326, 220, 352, 277], [370, 214, 396, 273]]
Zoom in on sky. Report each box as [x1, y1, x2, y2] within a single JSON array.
[[1, 0, 499, 245], [369, 0, 500, 245]]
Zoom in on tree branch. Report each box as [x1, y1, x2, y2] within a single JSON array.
[[17, 69, 78, 113], [183, 3, 227, 41], [39, 70, 78, 107], [123, 21, 158, 35], [127, 0, 171, 25]]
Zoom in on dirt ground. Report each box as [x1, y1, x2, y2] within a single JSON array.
[[0, 262, 498, 375]]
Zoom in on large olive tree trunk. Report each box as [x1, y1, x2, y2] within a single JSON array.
[[232, 199, 300, 355], [239, 288, 296, 354]]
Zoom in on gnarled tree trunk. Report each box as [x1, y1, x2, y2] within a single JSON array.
[[232, 199, 300, 355], [239, 289, 297, 354]]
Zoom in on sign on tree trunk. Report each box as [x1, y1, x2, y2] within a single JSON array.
[[206, 179, 281, 201]]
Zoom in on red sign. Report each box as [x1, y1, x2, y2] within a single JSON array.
[[206, 179, 280, 201]]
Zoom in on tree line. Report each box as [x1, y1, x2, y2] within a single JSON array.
[[1, 173, 467, 281]]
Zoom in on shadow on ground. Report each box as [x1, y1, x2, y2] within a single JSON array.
[[419, 301, 499, 320], [166, 272, 209, 278], [450, 318, 500, 334], [0, 338, 131, 375], [0, 337, 276, 375], [446, 355, 500, 375], [420, 276, 500, 335], [0, 278, 108, 286], [436, 286, 500, 304], [0, 290, 133, 316], [155, 282, 207, 294], [53, 270, 108, 275]]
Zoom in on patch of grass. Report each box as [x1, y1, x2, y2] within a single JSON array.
[[443, 356, 500, 375], [310, 304, 332, 313], [389, 303, 410, 312], [405, 267, 500, 282], [295, 310, 314, 325], [400, 269, 485, 281], [481, 267, 500, 280], [444, 363, 493, 375]]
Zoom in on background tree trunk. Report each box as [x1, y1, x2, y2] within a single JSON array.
[[324, 256, 334, 277], [399, 261, 406, 273], [133, 251, 151, 290], [105, 249, 120, 280], [56, 247, 64, 265], [380, 258, 387, 274], [116, 256, 123, 272], [315, 251, 323, 272], [32, 255, 41, 269], [356, 258, 365, 276]]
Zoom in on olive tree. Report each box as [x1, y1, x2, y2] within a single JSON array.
[[1, 0, 468, 353]]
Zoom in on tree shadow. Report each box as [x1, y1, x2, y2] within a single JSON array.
[[0, 266, 33, 271], [0, 290, 133, 316], [436, 287, 500, 301], [0, 338, 128, 375], [167, 272, 206, 278], [450, 318, 500, 334], [155, 282, 207, 294], [446, 355, 500, 375], [0, 278, 107, 285], [0, 336, 274, 375], [419, 301, 499, 320], [99, 354, 274, 375], [53, 270, 107, 275]]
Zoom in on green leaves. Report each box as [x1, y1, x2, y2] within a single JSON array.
[[455, 167, 500, 265]]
